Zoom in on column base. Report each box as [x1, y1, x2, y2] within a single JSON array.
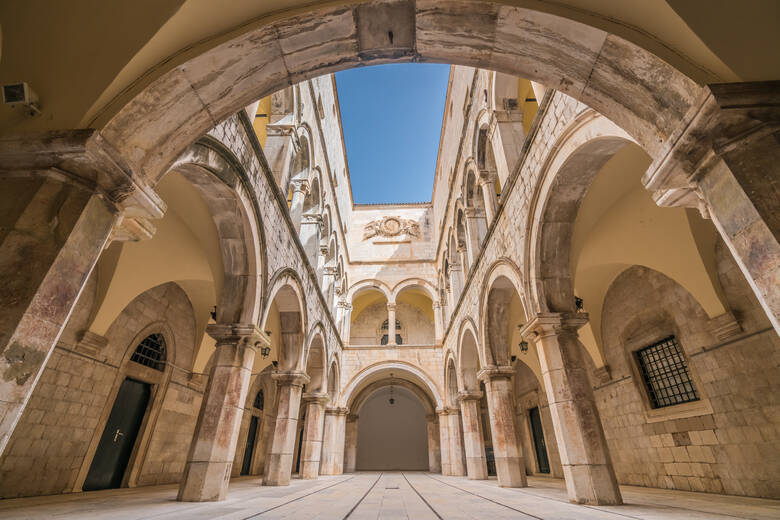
[[300, 460, 320, 479], [465, 458, 489, 480], [494, 457, 527, 487], [177, 461, 232, 502], [563, 464, 622, 505], [263, 453, 294, 486]]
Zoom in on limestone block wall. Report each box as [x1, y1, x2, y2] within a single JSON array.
[[0, 283, 205, 498], [350, 302, 434, 346], [347, 205, 435, 263]]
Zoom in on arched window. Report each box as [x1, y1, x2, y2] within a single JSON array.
[[380, 319, 402, 345], [130, 333, 166, 371], [253, 389, 264, 411]]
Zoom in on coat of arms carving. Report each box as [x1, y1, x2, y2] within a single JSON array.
[[363, 216, 420, 240]]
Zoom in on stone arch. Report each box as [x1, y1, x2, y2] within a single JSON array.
[[480, 258, 529, 367], [261, 268, 308, 372], [96, 2, 701, 205], [347, 279, 393, 303], [304, 326, 327, 393], [443, 348, 459, 408], [340, 361, 443, 410], [391, 278, 437, 303], [457, 318, 482, 392], [326, 356, 340, 404], [167, 138, 266, 325], [525, 112, 635, 315]]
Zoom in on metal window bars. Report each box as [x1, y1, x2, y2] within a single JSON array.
[[636, 336, 699, 409], [130, 333, 166, 372]]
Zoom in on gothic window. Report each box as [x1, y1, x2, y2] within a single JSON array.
[[253, 389, 264, 411], [130, 333, 166, 371], [635, 336, 698, 409], [380, 319, 402, 345]]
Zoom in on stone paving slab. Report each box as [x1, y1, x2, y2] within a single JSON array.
[[0, 473, 778, 520]]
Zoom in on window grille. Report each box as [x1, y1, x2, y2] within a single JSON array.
[[130, 333, 166, 371], [380, 320, 403, 345], [635, 336, 698, 409], [254, 389, 264, 410]]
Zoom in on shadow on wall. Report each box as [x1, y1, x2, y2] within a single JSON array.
[[356, 386, 428, 470]]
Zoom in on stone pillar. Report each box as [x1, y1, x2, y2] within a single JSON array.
[[464, 207, 487, 256], [648, 82, 780, 334], [341, 303, 352, 344], [440, 408, 466, 476], [263, 123, 295, 186], [254, 407, 276, 475], [344, 413, 359, 473], [478, 173, 497, 223], [458, 391, 489, 480], [478, 366, 527, 488], [386, 302, 397, 345], [263, 370, 309, 486], [523, 313, 621, 505], [436, 409, 452, 475], [299, 392, 329, 479], [432, 301, 444, 344], [299, 213, 321, 264], [320, 407, 348, 475], [449, 265, 464, 303], [321, 266, 337, 303], [288, 179, 309, 233], [425, 414, 441, 473], [178, 325, 265, 501]]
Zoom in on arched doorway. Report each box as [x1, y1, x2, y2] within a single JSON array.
[[356, 384, 428, 471]]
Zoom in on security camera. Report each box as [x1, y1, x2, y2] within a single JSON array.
[[3, 82, 40, 115]]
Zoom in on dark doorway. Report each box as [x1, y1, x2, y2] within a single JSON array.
[[294, 426, 305, 474], [528, 406, 550, 474], [83, 378, 151, 491], [241, 415, 260, 475]]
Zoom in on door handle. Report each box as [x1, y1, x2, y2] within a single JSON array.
[[113, 429, 125, 443]]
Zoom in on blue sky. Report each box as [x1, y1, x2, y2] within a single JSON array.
[[335, 63, 450, 204]]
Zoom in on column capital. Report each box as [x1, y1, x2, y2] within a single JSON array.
[[432, 300, 442, 310], [457, 391, 483, 402], [520, 312, 589, 340], [290, 178, 310, 194], [205, 323, 270, 349], [477, 365, 515, 383], [272, 370, 310, 387], [325, 406, 349, 416], [386, 302, 397, 311], [302, 392, 330, 405], [436, 406, 459, 416], [477, 169, 496, 184], [301, 212, 322, 224], [347, 413, 359, 422], [425, 413, 438, 422]]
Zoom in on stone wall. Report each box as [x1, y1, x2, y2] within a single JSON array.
[[0, 283, 204, 498]]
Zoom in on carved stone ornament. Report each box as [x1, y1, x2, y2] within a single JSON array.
[[363, 216, 420, 240]]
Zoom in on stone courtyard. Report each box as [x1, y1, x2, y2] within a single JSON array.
[[0, 1, 778, 518]]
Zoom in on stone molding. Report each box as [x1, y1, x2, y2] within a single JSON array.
[[301, 392, 330, 405], [324, 406, 349, 416], [436, 407, 459, 416], [74, 330, 109, 356], [706, 312, 743, 342], [290, 179, 310, 195], [457, 391, 483, 402], [205, 323, 269, 349], [520, 312, 589, 340], [272, 370, 310, 387], [477, 365, 515, 383]]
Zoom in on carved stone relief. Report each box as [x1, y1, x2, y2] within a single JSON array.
[[362, 216, 420, 240]]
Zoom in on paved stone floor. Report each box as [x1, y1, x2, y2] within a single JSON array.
[[0, 473, 777, 519]]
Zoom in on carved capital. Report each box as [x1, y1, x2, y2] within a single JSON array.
[[325, 406, 349, 416], [520, 312, 589, 340], [206, 323, 270, 350], [290, 179, 310, 195], [477, 365, 515, 383], [302, 392, 330, 405], [272, 370, 310, 387], [386, 303, 397, 311], [457, 391, 483, 402]]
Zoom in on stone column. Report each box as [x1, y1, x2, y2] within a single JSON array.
[[288, 179, 309, 233], [263, 371, 310, 486], [263, 123, 295, 186], [344, 413, 359, 473], [436, 409, 452, 475], [432, 301, 444, 344], [0, 157, 165, 457], [299, 213, 321, 264], [299, 392, 329, 479], [449, 265, 464, 303], [458, 391, 489, 480], [341, 303, 352, 344], [425, 415, 441, 473], [179, 325, 265, 501], [321, 266, 337, 303], [386, 302, 397, 345], [254, 407, 276, 475], [523, 313, 621, 505], [464, 207, 487, 256], [648, 82, 780, 334], [478, 173, 497, 223], [320, 407, 348, 475], [440, 408, 466, 476], [478, 366, 527, 488]]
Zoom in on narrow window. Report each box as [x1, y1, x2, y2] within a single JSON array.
[[130, 333, 166, 371], [635, 336, 698, 408], [253, 389, 264, 411], [380, 319, 403, 345]]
